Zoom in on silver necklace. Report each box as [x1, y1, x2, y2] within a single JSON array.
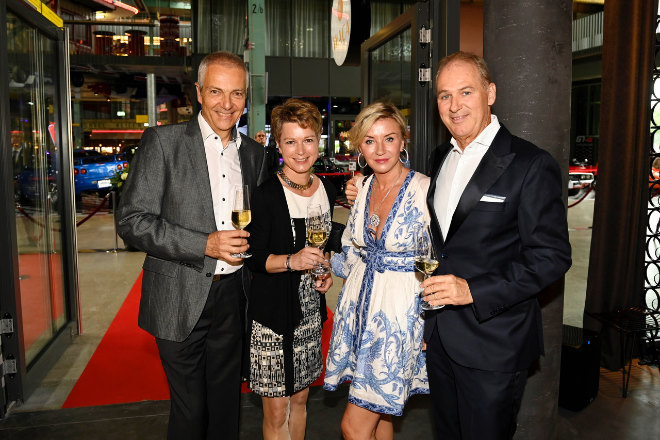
[[369, 167, 403, 228], [278, 170, 313, 190]]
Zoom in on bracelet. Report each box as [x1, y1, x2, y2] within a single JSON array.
[[286, 254, 293, 272]]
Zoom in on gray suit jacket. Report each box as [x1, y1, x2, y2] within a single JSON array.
[[116, 116, 275, 342]]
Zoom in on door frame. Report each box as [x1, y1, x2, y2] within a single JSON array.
[[1, 0, 79, 409], [360, 0, 459, 173]]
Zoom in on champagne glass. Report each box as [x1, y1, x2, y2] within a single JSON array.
[[231, 184, 252, 258], [414, 225, 443, 310], [306, 204, 329, 275]]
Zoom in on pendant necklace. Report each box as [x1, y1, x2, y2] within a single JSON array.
[[369, 166, 403, 228], [278, 169, 313, 190]]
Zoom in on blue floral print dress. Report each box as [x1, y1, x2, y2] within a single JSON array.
[[324, 170, 430, 416]]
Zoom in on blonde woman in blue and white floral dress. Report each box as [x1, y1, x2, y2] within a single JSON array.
[[324, 102, 430, 440]]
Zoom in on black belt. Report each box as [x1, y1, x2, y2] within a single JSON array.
[[212, 271, 240, 282]]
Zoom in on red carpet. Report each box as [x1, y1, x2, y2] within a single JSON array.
[[18, 253, 67, 356], [63, 272, 334, 408]]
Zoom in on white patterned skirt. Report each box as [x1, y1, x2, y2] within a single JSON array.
[[324, 261, 429, 415], [249, 275, 323, 397]]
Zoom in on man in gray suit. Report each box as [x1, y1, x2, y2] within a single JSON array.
[[116, 51, 276, 439]]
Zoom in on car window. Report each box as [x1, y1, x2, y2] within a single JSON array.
[[73, 150, 102, 159], [81, 155, 116, 165]]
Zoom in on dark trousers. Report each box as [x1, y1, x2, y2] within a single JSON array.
[[155, 273, 244, 440], [426, 327, 528, 440]]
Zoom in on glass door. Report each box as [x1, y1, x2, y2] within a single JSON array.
[[360, 1, 458, 173], [361, 3, 427, 172], [1, 2, 78, 408], [10, 16, 68, 365]]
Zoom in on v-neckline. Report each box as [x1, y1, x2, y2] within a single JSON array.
[[364, 170, 414, 244]]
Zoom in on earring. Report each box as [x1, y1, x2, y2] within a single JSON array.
[[399, 148, 409, 164], [358, 152, 367, 168]]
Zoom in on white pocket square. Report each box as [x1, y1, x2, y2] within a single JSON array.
[[480, 194, 506, 203]]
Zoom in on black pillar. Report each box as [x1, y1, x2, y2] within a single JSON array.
[[483, 1, 572, 439]]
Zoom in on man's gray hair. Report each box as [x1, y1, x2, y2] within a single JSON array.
[[435, 51, 493, 90], [197, 51, 250, 90]]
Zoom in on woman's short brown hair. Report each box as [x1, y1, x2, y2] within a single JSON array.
[[270, 98, 323, 142], [348, 101, 407, 151]]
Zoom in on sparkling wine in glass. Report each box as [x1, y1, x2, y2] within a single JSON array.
[[231, 184, 252, 258], [415, 225, 443, 310], [307, 204, 330, 275]]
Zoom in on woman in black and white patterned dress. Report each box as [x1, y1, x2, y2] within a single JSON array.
[[246, 98, 337, 439]]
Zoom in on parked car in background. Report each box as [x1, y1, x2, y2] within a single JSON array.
[[14, 151, 58, 205], [73, 150, 128, 195], [568, 162, 597, 197], [15, 150, 128, 204], [313, 156, 351, 194]]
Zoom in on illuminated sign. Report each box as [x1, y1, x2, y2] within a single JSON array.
[[331, 0, 351, 66]]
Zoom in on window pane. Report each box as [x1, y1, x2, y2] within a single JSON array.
[[195, 0, 244, 54], [292, 0, 328, 58], [266, 0, 291, 56], [8, 11, 68, 365], [370, 0, 416, 36], [369, 27, 412, 108]]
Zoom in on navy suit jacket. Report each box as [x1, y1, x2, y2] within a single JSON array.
[[424, 124, 571, 372]]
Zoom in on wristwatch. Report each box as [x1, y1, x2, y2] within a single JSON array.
[[286, 254, 293, 272]]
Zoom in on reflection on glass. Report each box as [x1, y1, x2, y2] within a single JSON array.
[[370, 0, 417, 36], [266, 0, 291, 56], [9, 12, 68, 365], [194, 0, 244, 53], [291, 0, 328, 57], [368, 27, 412, 109]]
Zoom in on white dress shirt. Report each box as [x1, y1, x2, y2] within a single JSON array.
[[433, 115, 501, 240], [198, 112, 243, 275]]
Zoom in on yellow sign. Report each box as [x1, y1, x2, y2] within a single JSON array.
[[26, 0, 63, 28], [136, 115, 149, 124]]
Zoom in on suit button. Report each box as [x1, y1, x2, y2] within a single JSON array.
[[440, 253, 448, 259], [206, 272, 212, 277]]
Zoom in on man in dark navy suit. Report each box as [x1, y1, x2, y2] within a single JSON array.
[[420, 51, 571, 439]]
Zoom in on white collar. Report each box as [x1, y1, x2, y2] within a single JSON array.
[[449, 114, 501, 153], [197, 112, 240, 148]]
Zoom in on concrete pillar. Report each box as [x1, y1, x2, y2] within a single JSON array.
[[483, 1, 572, 439]]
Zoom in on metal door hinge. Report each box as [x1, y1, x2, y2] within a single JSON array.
[[0, 318, 13, 335], [418, 64, 431, 85], [2, 358, 17, 375], [419, 26, 431, 45]]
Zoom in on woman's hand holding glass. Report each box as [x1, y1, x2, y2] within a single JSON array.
[[306, 204, 331, 275], [286, 247, 332, 293], [286, 247, 331, 276]]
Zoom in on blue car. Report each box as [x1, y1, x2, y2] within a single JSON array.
[[15, 150, 128, 203], [14, 152, 58, 204], [72, 150, 128, 195]]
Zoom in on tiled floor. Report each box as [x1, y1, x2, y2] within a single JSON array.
[[1, 195, 659, 439]]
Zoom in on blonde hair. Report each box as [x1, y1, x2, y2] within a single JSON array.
[[348, 101, 407, 152], [270, 98, 323, 141]]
